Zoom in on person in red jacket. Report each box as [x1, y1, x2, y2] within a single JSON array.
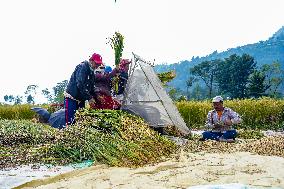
[[113, 59, 131, 103], [92, 64, 121, 110]]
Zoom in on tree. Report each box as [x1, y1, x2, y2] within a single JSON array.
[[191, 83, 204, 100], [168, 87, 182, 101], [42, 88, 53, 103], [261, 62, 284, 98], [216, 54, 256, 99], [4, 95, 14, 103], [247, 70, 269, 98], [53, 80, 68, 104], [4, 95, 22, 104], [26, 94, 34, 104], [190, 59, 220, 98], [185, 76, 198, 99], [14, 95, 23, 104], [24, 84, 38, 104]]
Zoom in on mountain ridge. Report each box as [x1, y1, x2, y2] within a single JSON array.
[[154, 26, 284, 92]]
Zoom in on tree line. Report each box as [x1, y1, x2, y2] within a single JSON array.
[[3, 80, 68, 105], [171, 53, 283, 100]]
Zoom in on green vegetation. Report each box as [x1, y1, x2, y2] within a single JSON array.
[[108, 32, 124, 66], [0, 104, 36, 120], [177, 98, 284, 130], [1, 98, 283, 131], [216, 54, 256, 99], [155, 26, 284, 99], [3, 80, 68, 105], [157, 71, 176, 86], [177, 100, 211, 129], [1, 98, 284, 168], [0, 109, 176, 168]]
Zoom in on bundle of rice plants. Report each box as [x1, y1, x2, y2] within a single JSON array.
[[1, 109, 177, 168]]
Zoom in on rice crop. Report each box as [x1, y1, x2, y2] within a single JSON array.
[[177, 97, 284, 130], [0, 104, 36, 120], [0, 109, 177, 168]]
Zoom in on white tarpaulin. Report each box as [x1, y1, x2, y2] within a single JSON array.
[[122, 53, 190, 135]]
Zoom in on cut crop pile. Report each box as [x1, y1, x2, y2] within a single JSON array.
[[237, 129, 264, 139], [0, 109, 177, 169], [184, 136, 284, 158]]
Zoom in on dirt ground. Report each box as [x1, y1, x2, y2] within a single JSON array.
[[17, 151, 284, 189]]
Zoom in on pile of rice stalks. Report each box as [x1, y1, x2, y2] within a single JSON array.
[[0, 109, 176, 168], [184, 136, 284, 158], [240, 136, 284, 157], [184, 139, 238, 154], [0, 120, 57, 168], [237, 129, 264, 139]]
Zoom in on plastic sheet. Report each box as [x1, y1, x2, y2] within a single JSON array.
[[0, 160, 93, 189]]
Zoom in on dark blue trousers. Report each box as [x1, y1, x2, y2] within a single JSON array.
[[64, 97, 85, 126], [202, 130, 237, 141]]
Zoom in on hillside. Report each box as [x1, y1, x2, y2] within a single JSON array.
[[154, 26, 284, 92]]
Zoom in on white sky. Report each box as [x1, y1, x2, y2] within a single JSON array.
[[0, 0, 284, 103]]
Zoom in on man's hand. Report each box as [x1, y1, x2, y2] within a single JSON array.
[[213, 123, 222, 129], [224, 118, 232, 126], [213, 120, 223, 128]]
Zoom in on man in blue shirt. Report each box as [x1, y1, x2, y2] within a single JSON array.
[[64, 53, 103, 126]]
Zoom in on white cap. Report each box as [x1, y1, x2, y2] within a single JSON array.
[[212, 96, 223, 103]]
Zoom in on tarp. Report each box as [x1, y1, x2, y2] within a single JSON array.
[[122, 53, 190, 135], [0, 165, 74, 189], [31, 107, 66, 129]]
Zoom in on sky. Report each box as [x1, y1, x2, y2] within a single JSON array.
[[0, 0, 284, 103]]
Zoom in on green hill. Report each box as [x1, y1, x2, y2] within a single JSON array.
[[154, 26, 284, 93]]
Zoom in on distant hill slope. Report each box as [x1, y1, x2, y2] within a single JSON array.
[[154, 26, 284, 91]]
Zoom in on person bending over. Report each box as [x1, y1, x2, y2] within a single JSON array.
[[64, 53, 103, 125]]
